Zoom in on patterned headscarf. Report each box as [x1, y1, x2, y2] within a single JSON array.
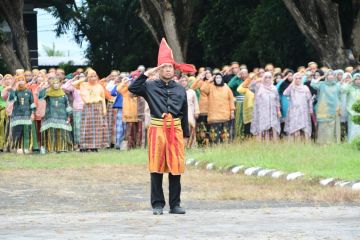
[[262, 72, 273, 88], [352, 73, 360, 87], [324, 70, 337, 86]]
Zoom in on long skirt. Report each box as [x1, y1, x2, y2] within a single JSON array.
[[72, 110, 82, 145], [340, 122, 348, 142], [244, 123, 252, 138], [0, 108, 6, 150], [41, 128, 73, 152], [11, 123, 39, 152], [234, 101, 244, 139], [196, 114, 209, 146], [3, 117, 11, 152], [187, 125, 196, 148], [316, 118, 341, 144], [348, 117, 360, 143], [115, 109, 126, 148], [34, 120, 42, 148], [125, 121, 142, 149], [106, 102, 117, 146], [209, 121, 231, 144], [148, 117, 185, 175], [80, 102, 109, 149]]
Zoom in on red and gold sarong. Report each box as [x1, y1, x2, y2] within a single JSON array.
[[148, 114, 185, 175]]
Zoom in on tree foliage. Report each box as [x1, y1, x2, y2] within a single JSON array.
[[45, 0, 358, 74], [197, 0, 318, 69], [353, 100, 360, 125], [47, 0, 157, 75], [42, 42, 65, 57]]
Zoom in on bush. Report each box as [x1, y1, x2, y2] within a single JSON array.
[[353, 100, 360, 125], [351, 136, 360, 150]]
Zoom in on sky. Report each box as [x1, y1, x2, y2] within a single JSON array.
[[36, 8, 88, 59]]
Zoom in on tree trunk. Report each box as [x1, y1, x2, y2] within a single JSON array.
[[282, 0, 357, 68], [160, 2, 185, 63], [0, 39, 24, 73], [350, 1, 360, 61], [0, 0, 31, 70], [139, 0, 196, 63]]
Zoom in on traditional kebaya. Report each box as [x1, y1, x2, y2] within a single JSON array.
[[78, 69, 109, 151], [39, 78, 73, 153], [8, 76, 38, 153]]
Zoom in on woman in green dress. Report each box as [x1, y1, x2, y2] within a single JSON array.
[[8, 76, 38, 154], [39, 78, 73, 153]]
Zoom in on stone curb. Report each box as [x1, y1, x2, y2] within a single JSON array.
[[185, 158, 360, 191]]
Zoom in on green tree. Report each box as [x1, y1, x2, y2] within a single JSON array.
[[42, 42, 65, 57], [47, 0, 158, 75], [197, 0, 317, 69]]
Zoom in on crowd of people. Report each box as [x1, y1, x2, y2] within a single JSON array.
[[0, 61, 360, 154]]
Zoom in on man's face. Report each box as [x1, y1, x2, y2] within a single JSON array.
[[159, 63, 175, 81], [265, 65, 274, 72], [310, 64, 318, 72], [25, 72, 32, 82], [231, 64, 240, 74]]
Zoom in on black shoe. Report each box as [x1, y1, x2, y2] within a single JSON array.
[[153, 207, 163, 215], [169, 206, 186, 214]]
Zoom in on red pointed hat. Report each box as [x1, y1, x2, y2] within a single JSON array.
[[157, 38, 196, 74]]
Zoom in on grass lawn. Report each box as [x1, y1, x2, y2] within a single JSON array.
[[0, 149, 147, 169], [1, 141, 360, 181], [187, 141, 360, 181]]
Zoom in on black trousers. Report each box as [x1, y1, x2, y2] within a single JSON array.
[[244, 123, 251, 137], [151, 173, 181, 209]]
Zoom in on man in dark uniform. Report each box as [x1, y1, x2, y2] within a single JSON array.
[[128, 38, 195, 215]]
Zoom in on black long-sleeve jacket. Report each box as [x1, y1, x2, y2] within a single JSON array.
[[128, 74, 190, 138]]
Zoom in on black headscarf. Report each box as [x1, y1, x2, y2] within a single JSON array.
[[279, 69, 294, 94], [214, 73, 225, 87]]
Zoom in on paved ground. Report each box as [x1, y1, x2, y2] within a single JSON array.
[[1, 165, 360, 239], [1, 207, 360, 239]]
